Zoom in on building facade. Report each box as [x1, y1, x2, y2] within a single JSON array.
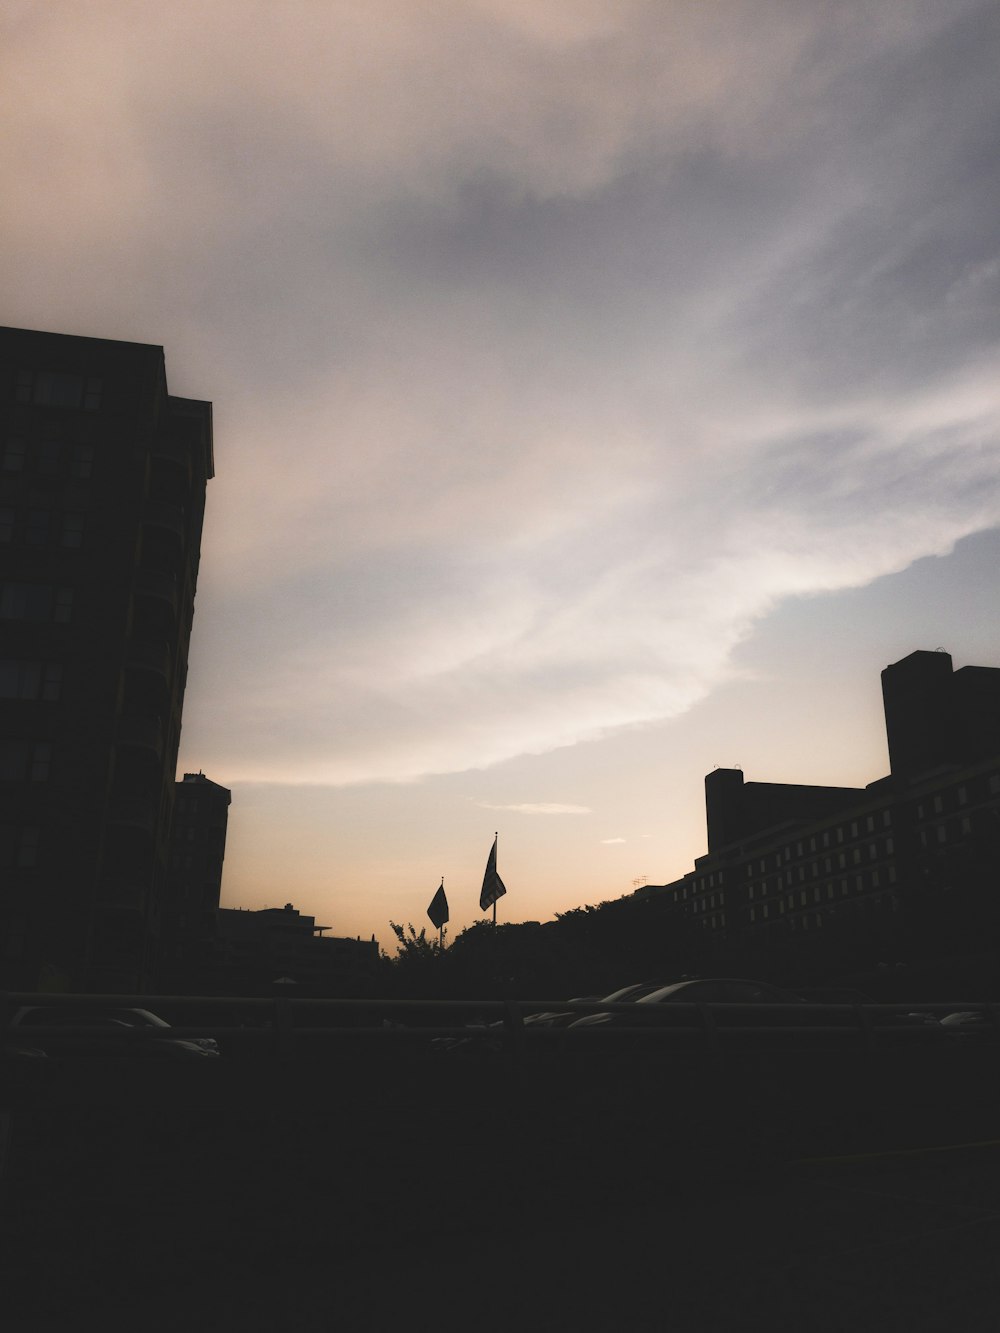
[[159, 771, 231, 987], [216, 904, 380, 994], [0, 326, 214, 992], [638, 650, 1000, 947]]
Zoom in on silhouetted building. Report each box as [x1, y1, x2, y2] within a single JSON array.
[[639, 650, 1000, 944], [0, 326, 214, 992], [159, 772, 231, 987], [216, 903, 379, 993]]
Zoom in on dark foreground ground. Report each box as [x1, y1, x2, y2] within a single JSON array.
[[4, 1039, 1000, 1331]]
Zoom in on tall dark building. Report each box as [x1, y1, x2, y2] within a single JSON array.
[[1, 326, 214, 992]]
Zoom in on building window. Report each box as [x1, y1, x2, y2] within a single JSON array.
[[989, 775, 1000, 796], [855, 875, 864, 892], [822, 832, 830, 848], [0, 740, 53, 782], [0, 660, 62, 700], [866, 816, 875, 833], [60, 513, 85, 548], [937, 826, 947, 845], [933, 795, 944, 814], [0, 583, 74, 623], [813, 886, 822, 904], [958, 786, 967, 806], [836, 827, 844, 844], [872, 869, 880, 887], [868, 843, 877, 861], [888, 866, 897, 883], [883, 810, 892, 827], [961, 817, 972, 835], [16, 370, 102, 411], [2, 438, 26, 472], [70, 444, 94, 478], [885, 837, 894, 855], [0, 824, 40, 868], [799, 890, 807, 907], [25, 510, 50, 545], [826, 883, 834, 900]]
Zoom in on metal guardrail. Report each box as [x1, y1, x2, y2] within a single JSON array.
[[4, 992, 999, 1059]]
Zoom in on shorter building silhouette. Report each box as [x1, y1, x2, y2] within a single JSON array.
[[215, 903, 379, 994], [638, 650, 1000, 946], [159, 772, 231, 988]]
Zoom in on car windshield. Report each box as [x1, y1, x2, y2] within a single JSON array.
[[110, 1009, 171, 1028], [636, 982, 700, 1004], [601, 983, 663, 1004]]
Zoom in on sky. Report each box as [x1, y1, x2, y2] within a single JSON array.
[[3, 0, 999, 949]]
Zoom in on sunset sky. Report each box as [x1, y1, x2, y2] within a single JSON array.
[[3, 1, 999, 949]]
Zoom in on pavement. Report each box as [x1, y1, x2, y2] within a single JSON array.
[[4, 1046, 1000, 1330]]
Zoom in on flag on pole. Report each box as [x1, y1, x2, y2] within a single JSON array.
[[480, 835, 507, 912], [427, 880, 449, 929]]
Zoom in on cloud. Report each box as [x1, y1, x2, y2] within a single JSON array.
[[2, 2, 999, 787], [477, 803, 592, 815], [600, 838, 626, 845]]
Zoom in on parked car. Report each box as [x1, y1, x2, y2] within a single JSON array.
[[523, 997, 603, 1029], [796, 987, 944, 1033], [569, 978, 806, 1030], [939, 1009, 1000, 1041], [10, 1006, 220, 1059]]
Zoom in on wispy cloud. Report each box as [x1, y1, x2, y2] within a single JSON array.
[[600, 838, 626, 845], [477, 803, 592, 816], [3, 1, 998, 789]]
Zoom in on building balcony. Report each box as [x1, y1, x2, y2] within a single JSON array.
[[133, 568, 178, 610], [150, 434, 191, 469], [116, 712, 164, 759], [106, 796, 158, 835], [144, 500, 186, 541], [123, 637, 172, 680]]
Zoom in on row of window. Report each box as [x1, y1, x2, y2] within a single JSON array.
[[748, 870, 898, 921], [14, 369, 102, 411], [2, 437, 95, 477], [744, 812, 894, 879], [784, 894, 900, 930], [0, 659, 62, 701], [0, 740, 52, 782], [920, 819, 974, 847], [0, 507, 86, 547], [747, 840, 894, 896], [0, 583, 74, 622]]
